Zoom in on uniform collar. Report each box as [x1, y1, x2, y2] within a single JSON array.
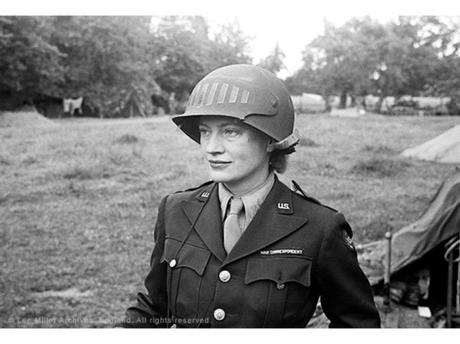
[[218, 172, 275, 227], [221, 177, 308, 266], [181, 177, 308, 264]]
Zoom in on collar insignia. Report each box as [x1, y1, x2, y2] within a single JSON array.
[[277, 202, 290, 210]]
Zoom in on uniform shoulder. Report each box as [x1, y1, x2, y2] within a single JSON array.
[[291, 180, 339, 213], [167, 180, 214, 202], [174, 180, 214, 194], [290, 180, 354, 239]]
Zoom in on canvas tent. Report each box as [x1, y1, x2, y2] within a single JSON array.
[[291, 93, 326, 113], [358, 170, 460, 308], [329, 107, 365, 117], [401, 124, 460, 164]]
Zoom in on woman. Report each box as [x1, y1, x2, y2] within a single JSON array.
[[124, 64, 380, 328]]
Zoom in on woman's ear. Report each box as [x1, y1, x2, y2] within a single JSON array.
[[267, 139, 276, 153]]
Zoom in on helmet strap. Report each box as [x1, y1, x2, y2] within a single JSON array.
[[267, 129, 300, 152]]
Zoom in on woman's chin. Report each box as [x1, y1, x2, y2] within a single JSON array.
[[208, 171, 231, 183]]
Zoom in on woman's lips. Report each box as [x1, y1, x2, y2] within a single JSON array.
[[209, 160, 231, 169]]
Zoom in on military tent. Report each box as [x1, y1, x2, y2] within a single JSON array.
[[291, 93, 326, 113], [358, 170, 460, 310], [401, 124, 460, 164]]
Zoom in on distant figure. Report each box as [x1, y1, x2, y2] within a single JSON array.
[[123, 64, 381, 328]]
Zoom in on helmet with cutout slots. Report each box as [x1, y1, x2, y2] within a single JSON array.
[[172, 64, 299, 151]]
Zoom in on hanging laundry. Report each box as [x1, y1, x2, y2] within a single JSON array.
[[63, 97, 83, 115], [63, 98, 71, 113]]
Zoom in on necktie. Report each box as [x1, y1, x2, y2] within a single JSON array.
[[223, 197, 244, 254]]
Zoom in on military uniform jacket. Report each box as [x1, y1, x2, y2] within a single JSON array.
[[124, 178, 381, 328]]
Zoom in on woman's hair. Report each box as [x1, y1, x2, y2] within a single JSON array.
[[269, 150, 288, 174], [269, 145, 296, 174]]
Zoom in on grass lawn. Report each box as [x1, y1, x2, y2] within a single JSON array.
[[0, 113, 458, 327]]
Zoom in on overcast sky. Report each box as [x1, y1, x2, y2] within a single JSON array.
[[2, 0, 460, 78], [207, 13, 396, 78]]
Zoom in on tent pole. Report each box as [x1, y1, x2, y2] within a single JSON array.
[[457, 234, 460, 315], [384, 230, 392, 311], [444, 236, 459, 328], [447, 252, 453, 328]]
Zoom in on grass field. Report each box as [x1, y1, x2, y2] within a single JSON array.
[[0, 113, 459, 328]]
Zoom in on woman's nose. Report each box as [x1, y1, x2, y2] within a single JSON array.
[[203, 133, 224, 154]]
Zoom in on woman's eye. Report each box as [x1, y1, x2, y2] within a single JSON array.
[[199, 128, 210, 137], [223, 128, 240, 137]]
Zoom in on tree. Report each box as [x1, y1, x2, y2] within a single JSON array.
[[288, 16, 460, 111], [49, 16, 158, 116], [286, 18, 387, 107], [1, 16, 254, 115], [208, 20, 252, 69], [258, 43, 285, 75], [0, 17, 64, 97], [150, 16, 252, 102], [149, 16, 210, 101]]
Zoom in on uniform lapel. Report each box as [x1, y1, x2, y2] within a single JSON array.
[[222, 178, 309, 267], [181, 183, 227, 262]]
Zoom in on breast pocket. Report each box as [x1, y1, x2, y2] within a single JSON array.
[[244, 256, 312, 327], [161, 237, 211, 317]]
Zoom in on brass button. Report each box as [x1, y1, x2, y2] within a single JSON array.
[[219, 270, 231, 283], [169, 259, 177, 268], [276, 283, 285, 290], [213, 308, 226, 321]]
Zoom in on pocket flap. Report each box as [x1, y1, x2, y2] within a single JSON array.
[[245, 256, 312, 287], [161, 238, 211, 276]]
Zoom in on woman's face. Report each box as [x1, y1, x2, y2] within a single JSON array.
[[198, 116, 271, 194]]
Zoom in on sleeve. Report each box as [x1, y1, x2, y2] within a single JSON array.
[[122, 195, 169, 328], [317, 212, 381, 328]]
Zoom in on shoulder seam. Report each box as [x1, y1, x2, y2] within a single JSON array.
[[291, 179, 339, 213], [174, 180, 213, 194]]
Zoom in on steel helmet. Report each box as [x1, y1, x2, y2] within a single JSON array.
[[172, 64, 299, 150]]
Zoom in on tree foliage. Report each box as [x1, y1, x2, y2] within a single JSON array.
[[151, 16, 252, 101], [258, 43, 286, 75], [0, 17, 64, 96], [286, 16, 460, 110], [0, 16, 252, 115], [49, 16, 158, 115]]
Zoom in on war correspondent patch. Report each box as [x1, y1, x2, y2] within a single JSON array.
[[260, 249, 303, 255]]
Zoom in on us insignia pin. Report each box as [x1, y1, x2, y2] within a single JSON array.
[[343, 231, 355, 251], [277, 202, 290, 210], [201, 192, 210, 198]]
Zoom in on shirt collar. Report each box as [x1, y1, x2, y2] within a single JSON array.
[[218, 172, 276, 224]]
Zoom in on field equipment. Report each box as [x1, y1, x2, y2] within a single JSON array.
[[383, 230, 392, 311], [444, 235, 460, 328], [172, 64, 299, 150]]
